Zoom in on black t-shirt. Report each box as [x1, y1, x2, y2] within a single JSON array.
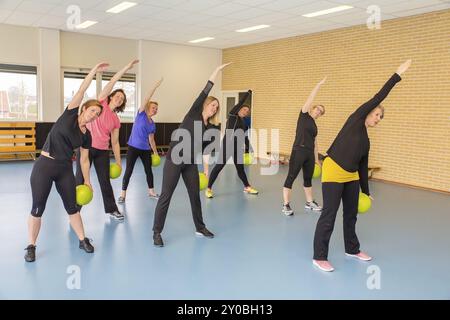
[[168, 81, 214, 163], [42, 107, 92, 161], [292, 111, 317, 151]]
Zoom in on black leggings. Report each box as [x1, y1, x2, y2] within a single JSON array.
[[313, 180, 360, 260], [153, 158, 205, 233], [208, 139, 249, 189], [30, 156, 78, 217], [122, 145, 154, 191], [75, 147, 118, 213], [283, 148, 315, 189]]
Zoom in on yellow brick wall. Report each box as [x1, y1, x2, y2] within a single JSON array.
[[222, 9, 450, 193]]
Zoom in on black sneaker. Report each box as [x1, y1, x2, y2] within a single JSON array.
[[107, 210, 125, 220], [79, 238, 94, 253], [153, 232, 164, 247], [24, 245, 36, 262], [282, 203, 294, 216], [195, 227, 214, 238]]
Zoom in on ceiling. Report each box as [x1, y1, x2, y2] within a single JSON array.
[[1, 0, 450, 49]]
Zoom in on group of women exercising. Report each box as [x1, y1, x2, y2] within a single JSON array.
[[24, 58, 412, 273]]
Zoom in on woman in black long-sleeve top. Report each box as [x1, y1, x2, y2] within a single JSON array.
[[205, 90, 259, 198], [313, 60, 411, 272], [152, 63, 231, 247]]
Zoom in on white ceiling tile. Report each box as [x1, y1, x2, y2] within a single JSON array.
[[32, 14, 67, 28], [4, 10, 41, 26], [287, 0, 356, 16], [222, 7, 273, 20], [0, 0, 22, 11], [203, 2, 250, 17], [231, 0, 273, 6], [192, 15, 238, 28], [244, 11, 298, 24], [150, 8, 190, 21], [114, 4, 166, 18], [259, 0, 317, 11], [80, 10, 112, 22], [327, 0, 362, 3], [391, 3, 450, 17], [139, 0, 189, 9], [176, 0, 225, 12], [15, 0, 57, 14], [382, 0, 446, 15]]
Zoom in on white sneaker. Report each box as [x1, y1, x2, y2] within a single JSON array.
[[305, 200, 322, 212]]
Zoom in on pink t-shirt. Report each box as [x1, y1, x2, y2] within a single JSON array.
[[86, 99, 121, 150]]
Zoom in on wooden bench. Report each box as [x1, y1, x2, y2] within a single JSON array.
[[368, 165, 381, 179], [0, 122, 36, 161], [268, 151, 380, 179], [267, 151, 291, 165]]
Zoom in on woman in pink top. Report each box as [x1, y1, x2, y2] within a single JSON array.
[[76, 59, 139, 221]]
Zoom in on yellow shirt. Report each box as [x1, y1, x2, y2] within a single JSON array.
[[322, 156, 359, 183]]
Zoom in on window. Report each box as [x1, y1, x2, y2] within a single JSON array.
[[63, 71, 97, 107], [63, 70, 136, 121], [0, 64, 38, 121]]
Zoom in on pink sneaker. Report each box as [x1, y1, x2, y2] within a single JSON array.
[[313, 259, 335, 272], [345, 251, 372, 261]]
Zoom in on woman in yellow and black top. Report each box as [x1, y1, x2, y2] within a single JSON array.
[[312, 60, 411, 272]]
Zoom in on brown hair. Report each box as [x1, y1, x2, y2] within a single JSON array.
[[81, 99, 103, 115], [107, 89, 127, 113], [203, 96, 220, 126]]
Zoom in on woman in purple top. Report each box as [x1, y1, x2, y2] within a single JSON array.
[[119, 78, 163, 202]]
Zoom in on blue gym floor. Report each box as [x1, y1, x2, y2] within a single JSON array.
[[0, 157, 449, 300]]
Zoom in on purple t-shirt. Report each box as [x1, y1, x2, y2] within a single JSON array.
[[127, 111, 156, 150]]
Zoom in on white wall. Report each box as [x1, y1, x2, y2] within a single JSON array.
[[0, 24, 38, 65], [138, 40, 222, 123], [60, 31, 138, 71], [0, 23, 222, 123]]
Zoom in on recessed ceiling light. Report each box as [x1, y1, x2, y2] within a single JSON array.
[[303, 5, 353, 18], [236, 25, 270, 33], [189, 37, 214, 43], [75, 20, 98, 29], [106, 2, 137, 14]]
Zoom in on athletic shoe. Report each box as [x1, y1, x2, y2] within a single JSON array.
[[24, 245, 36, 262], [243, 186, 259, 195], [153, 232, 164, 247], [195, 227, 214, 238], [118, 196, 125, 203], [149, 194, 160, 200], [313, 259, 334, 272], [79, 238, 94, 253], [107, 210, 125, 221], [305, 200, 322, 212], [205, 189, 214, 199], [282, 203, 294, 216], [345, 251, 372, 261]]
